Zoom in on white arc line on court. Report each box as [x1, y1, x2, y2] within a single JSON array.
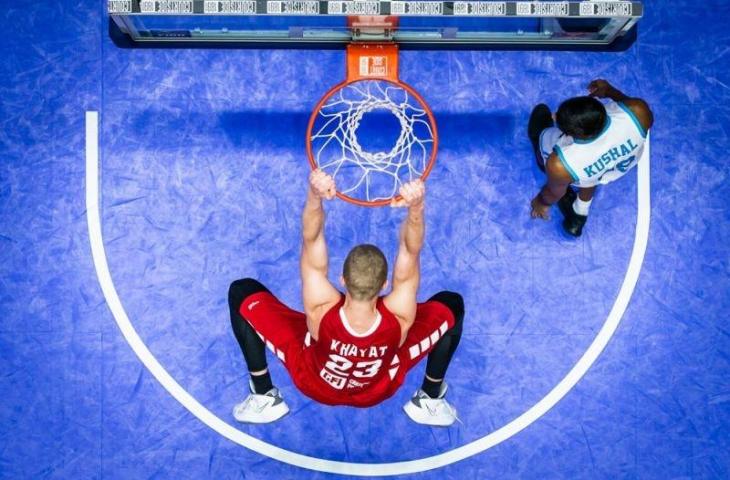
[[86, 110, 651, 476]]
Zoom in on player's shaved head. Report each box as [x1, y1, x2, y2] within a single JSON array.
[[556, 96, 607, 139], [343, 244, 388, 301]]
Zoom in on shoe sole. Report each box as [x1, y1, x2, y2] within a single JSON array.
[[403, 401, 456, 427], [528, 104, 553, 139], [233, 402, 290, 424], [528, 104, 554, 172]]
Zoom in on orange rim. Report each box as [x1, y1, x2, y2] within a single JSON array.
[[305, 79, 438, 207]]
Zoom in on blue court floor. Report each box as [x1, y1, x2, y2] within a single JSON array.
[[1, 1, 729, 479]]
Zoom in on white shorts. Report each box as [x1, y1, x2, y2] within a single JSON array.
[[538, 126, 564, 165]]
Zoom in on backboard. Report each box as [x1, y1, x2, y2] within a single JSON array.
[[108, 1, 642, 50]]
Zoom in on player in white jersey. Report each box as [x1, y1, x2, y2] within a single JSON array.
[[527, 79, 654, 237]]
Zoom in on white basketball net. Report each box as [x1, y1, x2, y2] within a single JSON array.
[[309, 80, 435, 203]]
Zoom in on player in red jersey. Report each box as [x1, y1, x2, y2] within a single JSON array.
[[228, 170, 464, 426]]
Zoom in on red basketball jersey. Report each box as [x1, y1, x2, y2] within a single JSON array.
[[240, 289, 456, 407], [298, 296, 403, 406]]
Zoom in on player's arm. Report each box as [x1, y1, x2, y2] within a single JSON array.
[[530, 154, 574, 220], [301, 170, 341, 340], [588, 78, 654, 133], [384, 180, 426, 341]]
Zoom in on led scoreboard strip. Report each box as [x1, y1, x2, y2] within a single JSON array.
[[107, 0, 642, 17]]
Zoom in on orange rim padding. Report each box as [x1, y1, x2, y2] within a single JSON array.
[[306, 43, 439, 207]]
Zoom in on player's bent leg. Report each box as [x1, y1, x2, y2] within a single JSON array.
[[404, 291, 464, 427], [228, 278, 289, 423], [228, 278, 272, 384], [424, 291, 464, 389]]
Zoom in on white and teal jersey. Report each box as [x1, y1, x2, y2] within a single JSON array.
[[539, 100, 648, 188]]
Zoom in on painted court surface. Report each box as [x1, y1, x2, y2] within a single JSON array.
[[1, 1, 729, 478]]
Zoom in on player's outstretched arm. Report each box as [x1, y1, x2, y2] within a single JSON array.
[[588, 78, 654, 133], [384, 180, 426, 337], [301, 169, 341, 340], [530, 153, 574, 220]]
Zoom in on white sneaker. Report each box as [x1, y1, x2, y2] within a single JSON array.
[[403, 383, 459, 427], [232, 382, 289, 424]]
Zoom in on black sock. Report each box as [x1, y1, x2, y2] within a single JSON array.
[[250, 371, 274, 394], [421, 377, 443, 399]]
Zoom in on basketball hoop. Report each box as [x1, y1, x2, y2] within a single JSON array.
[[306, 41, 438, 207]]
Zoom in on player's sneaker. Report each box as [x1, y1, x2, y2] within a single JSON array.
[[558, 188, 588, 237], [232, 382, 289, 424], [403, 382, 459, 427], [528, 103, 554, 173]]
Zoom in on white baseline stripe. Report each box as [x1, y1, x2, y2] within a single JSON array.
[[86, 111, 650, 476], [85, 112, 343, 471]]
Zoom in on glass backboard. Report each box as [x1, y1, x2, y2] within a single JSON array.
[[108, 1, 642, 49]]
